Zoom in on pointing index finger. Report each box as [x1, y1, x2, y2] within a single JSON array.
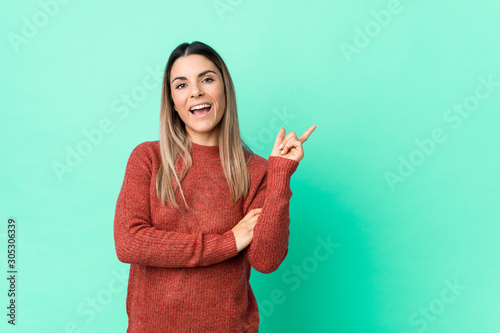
[[298, 125, 317, 143]]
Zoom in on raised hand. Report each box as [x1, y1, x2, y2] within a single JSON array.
[[270, 125, 317, 162]]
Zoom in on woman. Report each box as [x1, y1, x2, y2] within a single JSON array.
[[114, 41, 316, 332]]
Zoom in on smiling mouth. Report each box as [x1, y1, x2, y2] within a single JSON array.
[[190, 104, 212, 117]]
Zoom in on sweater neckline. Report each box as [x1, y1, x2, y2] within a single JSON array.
[[190, 141, 221, 162]]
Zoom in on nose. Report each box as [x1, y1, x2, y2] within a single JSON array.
[[190, 82, 204, 97]]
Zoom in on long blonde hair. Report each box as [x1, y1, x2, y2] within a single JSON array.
[[156, 41, 254, 209]]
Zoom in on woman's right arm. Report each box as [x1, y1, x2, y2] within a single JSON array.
[[113, 143, 239, 268]]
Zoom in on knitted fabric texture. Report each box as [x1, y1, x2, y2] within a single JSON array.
[[114, 140, 299, 332]]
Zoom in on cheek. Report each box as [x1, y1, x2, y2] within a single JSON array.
[[171, 95, 182, 110], [214, 85, 226, 107]]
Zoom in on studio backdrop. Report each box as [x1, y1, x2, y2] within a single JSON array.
[[1, 0, 499, 332]]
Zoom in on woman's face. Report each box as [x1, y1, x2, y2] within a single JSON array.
[[170, 54, 226, 145]]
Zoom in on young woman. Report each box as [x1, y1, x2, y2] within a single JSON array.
[[114, 41, 316, 332]]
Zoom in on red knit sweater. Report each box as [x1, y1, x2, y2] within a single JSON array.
[[113, 140, 299, 332]]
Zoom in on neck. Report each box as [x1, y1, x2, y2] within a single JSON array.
[[186, 127, 220, 146]]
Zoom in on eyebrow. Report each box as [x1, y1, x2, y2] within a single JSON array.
[[171, 70, 218, 84]]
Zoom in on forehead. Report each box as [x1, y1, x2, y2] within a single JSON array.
[[170, 54, 219, 77]]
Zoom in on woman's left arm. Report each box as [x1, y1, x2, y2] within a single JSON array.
[[244, 125, 317, 273]]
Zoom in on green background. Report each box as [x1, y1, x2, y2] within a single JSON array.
[[2, 0, 499, 332]]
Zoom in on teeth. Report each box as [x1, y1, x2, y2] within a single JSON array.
[[190, 104, 211, 111]]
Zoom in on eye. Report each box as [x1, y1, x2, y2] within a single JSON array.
[[203, 77, 214, 83], [175, 83, 186, 89]]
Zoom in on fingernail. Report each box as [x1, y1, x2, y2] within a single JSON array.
[[279, 143, 283, 149], [281, 149, 284, 154]]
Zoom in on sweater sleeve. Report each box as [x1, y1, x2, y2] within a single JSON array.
[[113, 143, 239, 268], [243, 156, 299, 273]]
